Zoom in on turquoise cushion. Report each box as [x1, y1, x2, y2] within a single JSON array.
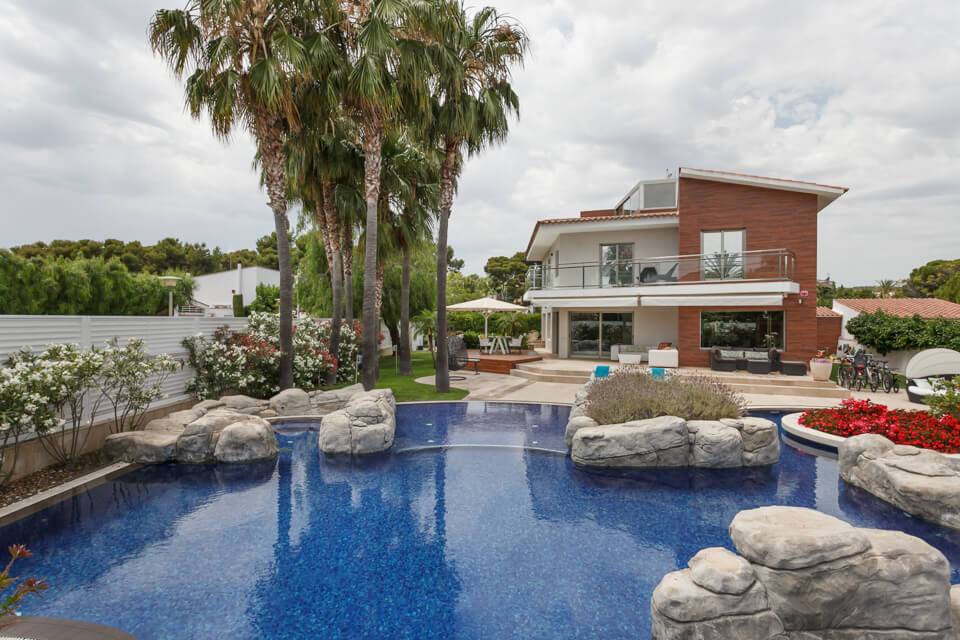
[[594, 366, 610, 378]]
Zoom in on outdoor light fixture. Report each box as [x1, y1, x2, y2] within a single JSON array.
[[158, 275, 182, 317]]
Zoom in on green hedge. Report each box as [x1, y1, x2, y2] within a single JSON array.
[[0, 250, 195, 315], [846, 311, 960, 354]]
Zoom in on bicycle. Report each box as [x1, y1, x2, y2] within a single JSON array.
[[873, 359, 901, 393]]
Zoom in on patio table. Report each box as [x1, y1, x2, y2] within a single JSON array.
[[488, 336, 509, 355]]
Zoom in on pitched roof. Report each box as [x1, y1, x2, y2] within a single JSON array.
[[534, 210, 678, 226], [816, 306, 842, 318], [834, 298, 960, 319]]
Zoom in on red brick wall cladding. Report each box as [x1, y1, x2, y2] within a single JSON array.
[[816, 316, 842, 353], [676, 178, 819, 367]]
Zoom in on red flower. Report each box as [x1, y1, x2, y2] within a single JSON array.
[[800, 400, 960, 453]]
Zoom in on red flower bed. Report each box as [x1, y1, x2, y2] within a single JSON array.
[[799, 399, 960, 453]]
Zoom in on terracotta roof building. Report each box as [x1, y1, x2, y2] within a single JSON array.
[[833, 298, 960, 319]]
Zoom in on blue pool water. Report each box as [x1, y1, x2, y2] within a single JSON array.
[[3, 401, 960, 639]]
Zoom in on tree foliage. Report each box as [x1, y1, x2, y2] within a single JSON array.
[[484, 251, 528, 303], [905, 259, 960, 298]]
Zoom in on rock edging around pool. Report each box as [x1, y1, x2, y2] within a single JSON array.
[[840, 434, 960, 530], [566, 388, 780, 469], [318, 389, 397, 455], [104, 384, 373, 465], [651, 506, 960, 639]]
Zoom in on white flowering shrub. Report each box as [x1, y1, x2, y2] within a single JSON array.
[[0, 339, 178, 480], [183, 313, 360, 400]]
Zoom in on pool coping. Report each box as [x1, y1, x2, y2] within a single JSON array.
[[0, 462, 137, 528], [265, 399, 576, 424]]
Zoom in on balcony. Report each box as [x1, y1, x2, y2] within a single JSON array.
[[526, 249, 795, 291]]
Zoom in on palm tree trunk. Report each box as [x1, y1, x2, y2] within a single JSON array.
[[342, 224, 354, 325], [399, 242, 412, 375], [255, 111, 293, 389], [360, 120, 384, 390], [434, 141, 460, 393], [322, 182, 342, 386]]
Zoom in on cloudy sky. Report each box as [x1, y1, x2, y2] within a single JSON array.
[[1, 0, 958, 285]]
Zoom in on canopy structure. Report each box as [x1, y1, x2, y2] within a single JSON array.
[[905, 348, 960, 380], [446, 297, 528, 338]]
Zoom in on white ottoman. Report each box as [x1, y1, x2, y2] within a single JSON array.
[[648, 348, 679, 368]]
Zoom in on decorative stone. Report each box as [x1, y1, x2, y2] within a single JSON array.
[[220, 394, 267, 410], [690, 422, 743, 468], [175, 412, 255, 463], [839, 434, 960, 529], [564, 416, 599, 447], [688, 547, 756, 595], [652, 507, 957, 639], [214, 418, 278, 463], [730, 506, 871, 570], [142, 417, 184, 433], [269, 388, 312, 416], [104, 431, 179, 463], [571, 416, 689, 468], [318, 389, 396, 455], [192, 399, 225, 414], [166, 408, 203, 427]]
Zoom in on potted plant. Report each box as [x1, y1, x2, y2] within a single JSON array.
[[810, 349, 833, 382]]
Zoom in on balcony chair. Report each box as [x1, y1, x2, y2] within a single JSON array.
[[447, 336, 480, 380], [710, 348, 737, 372]]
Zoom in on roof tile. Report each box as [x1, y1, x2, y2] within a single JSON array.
[[834, 298, 960, 319]]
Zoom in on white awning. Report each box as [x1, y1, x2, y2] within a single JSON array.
[[640, 294, 784, 307], [534, 297, 639, 309]]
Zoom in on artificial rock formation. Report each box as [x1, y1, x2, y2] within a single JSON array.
[[570, 415, 779, 468], [651, 506, 959, 639], [839, 434, 960, 530], [319, 389, 397, 455]]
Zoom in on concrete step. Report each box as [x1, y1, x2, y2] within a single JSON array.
[[724, 382, 850, 399], [509, 369, 590, 384]]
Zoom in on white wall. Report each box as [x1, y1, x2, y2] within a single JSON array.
[[192, 266, 281, 309], [832, 301, 918, 374], [544, 228, 679, 288], [0, 315, 249, 421]]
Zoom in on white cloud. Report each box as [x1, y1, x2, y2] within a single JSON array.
[[1, 0, 958, 285]]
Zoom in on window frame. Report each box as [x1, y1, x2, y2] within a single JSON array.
[[700, 229, 746, 280], [599, 242, 635, 287], [698, 310, 786, 350]]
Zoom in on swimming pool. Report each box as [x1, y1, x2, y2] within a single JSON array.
[[3, 401, 960, 639]]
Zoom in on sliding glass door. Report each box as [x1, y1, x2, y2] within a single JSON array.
[[569, 312, 633, 358]]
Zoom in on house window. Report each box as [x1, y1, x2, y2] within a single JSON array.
[[701, 230, 745, 279], [600, 243, 634, 287], [700, 311, 785, 349]]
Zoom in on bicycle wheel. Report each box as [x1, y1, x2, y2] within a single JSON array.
[[868, 373, 879, 392], [854, 373, 864, 391], [883, 372, 893, 393]]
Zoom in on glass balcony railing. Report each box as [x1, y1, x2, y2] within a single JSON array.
[[526, 249, 795, 290]]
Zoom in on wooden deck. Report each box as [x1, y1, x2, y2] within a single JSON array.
[[468, 350, 542, 375]]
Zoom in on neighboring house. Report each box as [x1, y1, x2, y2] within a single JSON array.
[[832, 297, 960, 371], [190, 265, 280, 317], [816, 306, 843, 353], [523, 167, 848, 366]]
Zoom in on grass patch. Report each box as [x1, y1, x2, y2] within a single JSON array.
[[325, 350, 469, 403]]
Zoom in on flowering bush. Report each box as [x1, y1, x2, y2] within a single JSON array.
[[183, 313, 360, 400], [0, 544, 47, 619], [799, 398, 960, 453], [928, 376, 960, 420], [585, 368, 746, 425], [99, 338, 179, 434]]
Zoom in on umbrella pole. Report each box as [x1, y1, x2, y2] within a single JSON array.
[[484, 313, 489, 339]]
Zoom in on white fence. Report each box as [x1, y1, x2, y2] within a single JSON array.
[[0, 315, 249, 416]]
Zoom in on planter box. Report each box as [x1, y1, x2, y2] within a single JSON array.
[[810, 359, 832, 381]]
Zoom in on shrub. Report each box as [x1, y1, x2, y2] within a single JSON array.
[[846, 311, 960, 354], [183, 312, 361, 399], [585, 369, 746, 425], [928, 377, 960, 419], [799, 398, 960, 453], [99, 338, 179, 434], [245, 283, 279, 314], [462, 331, 480, 349]]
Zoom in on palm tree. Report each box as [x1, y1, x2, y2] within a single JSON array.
[[877, 279, 896, 299], [149, 1, 331, 389], [412, 309, 438, 367], [331, 0, 433, 390], [426, 2, 527, 392]]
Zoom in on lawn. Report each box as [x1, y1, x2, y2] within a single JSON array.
[[329, 350, 469, 402]]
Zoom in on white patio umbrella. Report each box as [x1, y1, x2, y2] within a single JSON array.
[[446, 296, 527, 338]]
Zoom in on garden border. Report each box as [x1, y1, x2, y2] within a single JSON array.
[[781, 412, 960, 459]]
